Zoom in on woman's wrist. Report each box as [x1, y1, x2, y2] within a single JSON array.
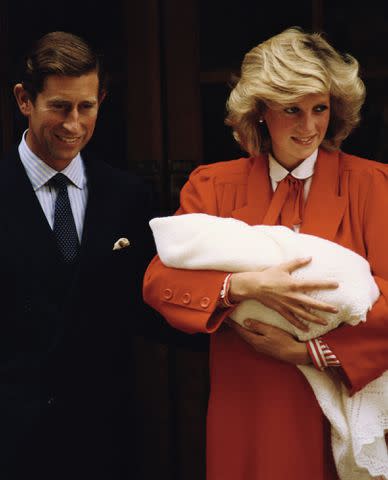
[[229, 272, 260, 303], [292, 342, 311, 365], [228, 273, 245, 303]]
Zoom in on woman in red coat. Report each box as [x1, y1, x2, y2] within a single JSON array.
[[143, 27, 388, 479]]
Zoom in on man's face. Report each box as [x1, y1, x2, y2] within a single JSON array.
[[15, 72, 103, 170]]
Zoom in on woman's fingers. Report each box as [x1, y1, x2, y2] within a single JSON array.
[[231, 261, 340, 331], [286, 303, 327, 326], [296, 279, 339, 291], [282, 257, 312, 273], [281, 258, 339, 291], [264, 300, 309, 331], [266, 297, 330, 328], [228, 319, 310, 365], [275, 306, 309, 331], [271, 302, 325, 330], [290, 293, 338, 313]]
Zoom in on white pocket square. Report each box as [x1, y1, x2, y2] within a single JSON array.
[[113, 238, 130, 251]]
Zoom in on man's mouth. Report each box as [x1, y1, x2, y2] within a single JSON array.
[[55, 135, 81, 144]]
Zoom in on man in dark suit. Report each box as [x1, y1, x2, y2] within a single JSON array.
[[1, 31, 152, 479]]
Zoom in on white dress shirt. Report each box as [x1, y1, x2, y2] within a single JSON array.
[[18, 130, 88, 241]]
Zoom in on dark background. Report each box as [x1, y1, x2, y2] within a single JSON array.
[[1, 1, 388, 478]]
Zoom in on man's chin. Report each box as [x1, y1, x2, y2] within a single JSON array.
[[57, 152, 80, 161], [46, 149, 82, 169]]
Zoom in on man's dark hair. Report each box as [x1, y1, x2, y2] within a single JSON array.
[[21, 31, 106, 101]]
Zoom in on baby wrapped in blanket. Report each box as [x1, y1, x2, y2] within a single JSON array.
[[150, 213, 388, 480]]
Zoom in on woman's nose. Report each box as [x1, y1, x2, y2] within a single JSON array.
[[298, 113, 315, 132]]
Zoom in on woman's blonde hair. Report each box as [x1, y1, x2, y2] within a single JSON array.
[[225, 27, 366, 156]]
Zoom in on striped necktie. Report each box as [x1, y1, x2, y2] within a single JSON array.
[[50, 173, 80, 262]]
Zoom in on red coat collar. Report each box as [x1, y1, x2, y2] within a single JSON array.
[[231, 149, 346, 241]]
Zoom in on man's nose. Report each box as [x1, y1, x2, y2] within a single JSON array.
[[62, 108, 81, 132]]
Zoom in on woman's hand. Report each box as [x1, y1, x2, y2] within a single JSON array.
[[229, 257, 338, 331], [226, 318, 311, 365]]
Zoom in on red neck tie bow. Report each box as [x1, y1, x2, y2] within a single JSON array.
[[263, 174, 305, 228]]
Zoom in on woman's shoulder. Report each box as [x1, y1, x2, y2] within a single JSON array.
[[339, 151, 388, 176], [189, 156, 260, 182], [337, 151, 388, 199]]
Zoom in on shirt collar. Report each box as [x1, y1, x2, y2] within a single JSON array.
[[18, 130, 86, 191], [269, 149, 318, 183]]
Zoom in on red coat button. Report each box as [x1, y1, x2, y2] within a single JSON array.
[[163, 288, 173, 300], [182, 293, 191, 304], [200, 297, 210, 308]]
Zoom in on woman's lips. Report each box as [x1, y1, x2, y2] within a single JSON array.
[[291, 135, 316, 145]]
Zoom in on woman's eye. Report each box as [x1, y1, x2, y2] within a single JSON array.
[[314, 104, 329, 113], [284, 107, 299, 114]]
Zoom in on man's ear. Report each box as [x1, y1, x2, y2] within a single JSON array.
[[13, 83, 33, 116]]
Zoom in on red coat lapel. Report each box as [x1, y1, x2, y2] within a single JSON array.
[[300, 149, 346, 241], [231, 154, 272, 225]]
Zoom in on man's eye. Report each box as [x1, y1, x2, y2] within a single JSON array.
[[52, 103, 66, 109], [81, 103, 96, 110]]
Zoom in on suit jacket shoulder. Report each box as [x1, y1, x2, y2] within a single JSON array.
[[82, 152, 153, 203]]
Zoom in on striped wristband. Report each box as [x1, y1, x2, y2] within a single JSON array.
[[307, 338, 341, 371]]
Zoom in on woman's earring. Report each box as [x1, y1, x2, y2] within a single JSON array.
[[258, 118, 264, 124]]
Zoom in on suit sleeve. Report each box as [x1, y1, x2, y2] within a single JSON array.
[[143, 166, 230, 334], [322, 167, 388, 394]]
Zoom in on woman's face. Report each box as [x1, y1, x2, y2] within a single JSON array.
[[263, 93, 330, 170]]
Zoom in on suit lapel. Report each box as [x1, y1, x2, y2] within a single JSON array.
[[78, 157, 113, 262], [230, 149, 346, 241], [0, 149, 63, 275]]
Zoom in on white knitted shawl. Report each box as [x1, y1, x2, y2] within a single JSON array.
[[150, 213, 388, 480]]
